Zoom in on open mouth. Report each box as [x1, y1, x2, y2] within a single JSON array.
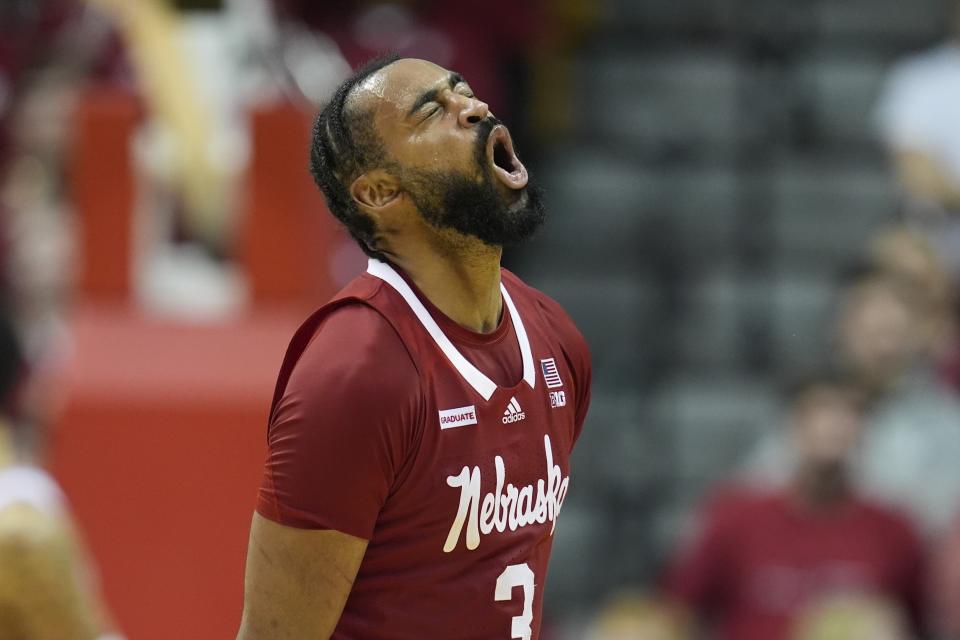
[[486, 125, 528, 190]]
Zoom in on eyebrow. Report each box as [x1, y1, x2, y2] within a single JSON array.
[[407, 72, 465, 117]]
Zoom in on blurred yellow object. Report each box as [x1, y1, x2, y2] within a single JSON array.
[[586, 591, 689, 640], [0, 423, 117, 639], [84, 0, 227, 246], [792, 595, 909, 640]]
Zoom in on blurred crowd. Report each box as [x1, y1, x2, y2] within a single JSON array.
[[3, 1, 960, 640], [582, 221, 960, 640], [0, 0, 585, 331], [584, 6, 960, 639]]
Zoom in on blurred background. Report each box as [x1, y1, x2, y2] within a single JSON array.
[[3, 0, 960, 638]]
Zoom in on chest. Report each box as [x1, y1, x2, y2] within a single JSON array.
[[359, 262, 581, 561], [730, 512, 902, 612], [387, 340, 577, 557]]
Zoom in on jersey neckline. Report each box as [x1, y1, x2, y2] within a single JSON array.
[[392, 264, 513, 348], [366, 259, 536, 401]]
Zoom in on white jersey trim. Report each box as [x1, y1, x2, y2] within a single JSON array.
[[500, 283, 537, 390], [0, 465, 66, 515], [366, 259, 536, 400]]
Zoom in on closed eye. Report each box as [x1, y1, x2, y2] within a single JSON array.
[[418, 85, 474, 123]]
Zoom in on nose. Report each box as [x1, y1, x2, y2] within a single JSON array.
[[455, 94, 489, 127]]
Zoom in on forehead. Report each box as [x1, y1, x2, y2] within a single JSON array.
[[797, 386, 856, 407], [349, 58, 453, 128]]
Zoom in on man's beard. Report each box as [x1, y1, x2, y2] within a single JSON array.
[[400, 118, 546, 247]]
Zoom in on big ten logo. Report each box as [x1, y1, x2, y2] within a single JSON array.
[[549, 391, 566, 408]]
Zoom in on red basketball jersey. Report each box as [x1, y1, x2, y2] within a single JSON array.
[[258, 258, 591, 639]]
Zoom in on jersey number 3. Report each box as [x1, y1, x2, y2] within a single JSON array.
[[495, 563, 535, 640]]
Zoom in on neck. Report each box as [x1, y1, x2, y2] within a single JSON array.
[[387, 237, 504, 334], [792, 464, 850, 510]]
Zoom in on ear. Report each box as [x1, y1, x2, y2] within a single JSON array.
[[350, 170, 401, 213]]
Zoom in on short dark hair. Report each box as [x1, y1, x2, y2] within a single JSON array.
[[309, 54, 400, 260], [0, 307, 24, 420]]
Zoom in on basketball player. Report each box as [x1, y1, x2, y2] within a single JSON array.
[[237, 55, 591, 639], [0, 309, 119, 639]]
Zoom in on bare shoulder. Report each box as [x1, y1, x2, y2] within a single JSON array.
[[0, 503, 104, 638], [0, 503, 72, 581], [0, 502, 64, 552]]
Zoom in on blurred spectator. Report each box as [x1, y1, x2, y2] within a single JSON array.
[[875, 0, 960, 273], [87, 0, 354, 317], [89, 0, 238, 248], [858, 226, 960, 414], [791, 595, 910, 640], [834, 270, 921, 396], [584, 591, 686, 640], [668, 371, 926, 640], [745, 269, 960, 536], [223, 0, 350, 105], [2, 67, 82, 358], [0, 1, 126, 303], [0, 1, 125, 167], [0, 307, 119, 639], [868, 228, 960, 395], [842, 271, 960, 537]]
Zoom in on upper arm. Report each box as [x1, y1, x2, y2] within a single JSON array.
[[237, 512, 368, 640], [257, 303, 421, 538], [0, 504, 104, 640], [246, 305, 420, 636]]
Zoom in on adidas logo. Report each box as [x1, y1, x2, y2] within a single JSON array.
[[501, 397, 526, 424]]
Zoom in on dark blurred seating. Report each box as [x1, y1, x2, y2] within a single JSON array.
[[523, 0, 956, 626]]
